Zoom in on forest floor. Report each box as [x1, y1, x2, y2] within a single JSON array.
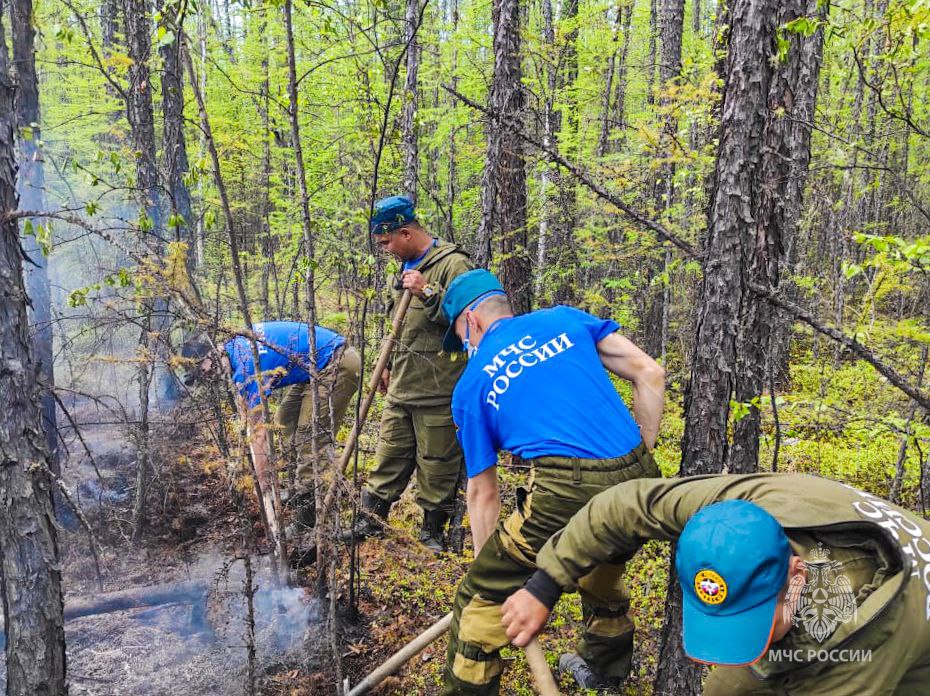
[[37, 402, 673, 695], [35, 345, 921, 695]]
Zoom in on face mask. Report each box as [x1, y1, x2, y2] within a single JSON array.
[[463, 322, 478, 359]]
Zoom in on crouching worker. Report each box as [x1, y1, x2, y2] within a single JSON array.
[[181, 322, 360, 543], [502, 473, 930, 695], [439, 269, 666, 695]]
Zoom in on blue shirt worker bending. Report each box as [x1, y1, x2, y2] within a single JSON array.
[[440, 270, 666, 695], [182, 322, 361, 535]]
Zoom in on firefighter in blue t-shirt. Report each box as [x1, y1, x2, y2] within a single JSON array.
[[439, 270, 666, 695], [181, 322, 360, 536]]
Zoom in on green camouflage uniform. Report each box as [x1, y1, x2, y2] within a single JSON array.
[[443, 443, 660, 694], [274, 344, 361, 492], [365, 240, 473, 514], [536, 473, 930, 696]]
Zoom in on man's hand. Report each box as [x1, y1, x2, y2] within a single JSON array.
[[378, 369, 390, 394], [501, 589, 551, 647], [401, 270, 427, 298]]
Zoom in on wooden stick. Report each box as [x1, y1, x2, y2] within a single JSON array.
[[346, 611, 562, 695], [524, 638, 562, 696], [337, 289, 413, 475]]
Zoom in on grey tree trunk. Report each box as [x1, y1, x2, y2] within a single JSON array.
[[609, 1, 633, 153], [160, 22, 194, 254], [487, 0, 531, 312], [401, 0, 421, 201], [643, 0, 683, 359], [654, 0, 783, 689], [12, 0, 56, 468], [596, 1, 632, 156], [445, 0, 459, 240], [549, 0, 578, 305], [0, 15, 67, 692], [124, 0, 173, 539], [729, 0, 828, 474]]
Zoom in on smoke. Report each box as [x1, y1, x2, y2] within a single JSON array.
[[0, 554, 324, 696]]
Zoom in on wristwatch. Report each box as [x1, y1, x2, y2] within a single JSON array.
[[422, 284, 437, 299]]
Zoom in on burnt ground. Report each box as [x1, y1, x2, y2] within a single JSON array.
[[2, 402, 669, 695], [0, 403, 332, 696]]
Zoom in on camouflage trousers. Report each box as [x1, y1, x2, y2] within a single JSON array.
[[275, 345, 361, 493], [443, 443, 660, 695], [365, 401, 464, 514]]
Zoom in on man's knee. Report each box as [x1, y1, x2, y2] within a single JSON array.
[[446, 595, 508, 693]]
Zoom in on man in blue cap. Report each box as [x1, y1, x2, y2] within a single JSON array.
[[502, 473, 930, 694], [438, 269, 666, 694], [352, 195, 473, 551]]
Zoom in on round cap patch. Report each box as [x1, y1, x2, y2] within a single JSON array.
[[694, 569, 727, 605]]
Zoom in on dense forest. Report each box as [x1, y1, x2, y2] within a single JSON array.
[[0, 0, 929, 692]]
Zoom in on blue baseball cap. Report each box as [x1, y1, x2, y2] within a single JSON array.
[[440, 269, 505, 352], [675, 500, 791, 666], [370, 195, 416, 234]]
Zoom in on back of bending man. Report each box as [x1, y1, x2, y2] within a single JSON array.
[[501, 473, 930, 695], [182, 321, 360, 537], [439, 269, 666, 694]]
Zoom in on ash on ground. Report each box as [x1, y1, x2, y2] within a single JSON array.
[[2, 556, 323, 696]]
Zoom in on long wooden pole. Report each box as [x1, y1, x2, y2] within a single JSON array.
[[316, 289, 414, 537], [347, 612, 561, 695], [337, 289, 413, 474]]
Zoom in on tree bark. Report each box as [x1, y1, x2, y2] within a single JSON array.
[[0, 13, 67, 691], [12, 0, 56, 469], [643, 0, 684, 358], [548, 0, 578, 305], [160, 16, 194, 254], [729, 0, 828, 475], [655, 0, 783, 689], [401, 0, 421, 201], [486, 0, 531, 311]]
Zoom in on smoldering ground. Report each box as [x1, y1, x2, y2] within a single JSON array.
[[0, 554, 325, 695]]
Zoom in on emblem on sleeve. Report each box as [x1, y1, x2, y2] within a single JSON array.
[[694, 569, 727, 605]]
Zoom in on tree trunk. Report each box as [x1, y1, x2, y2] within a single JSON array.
[[12, 0, 56, 469], [729, 0, 828, 475], [654, 0, 782, 689], [609, 1, 633, 153], [160, 20, 194, 254], [643, 0, 684, 359], [401, 0, 421, 201], [0, 16, 67, 691], [445, 0, 459, 240], [488, 0, 531, 312], [548, 0, 578, 305]]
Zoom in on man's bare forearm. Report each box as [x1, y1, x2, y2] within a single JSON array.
[[467, 468, 501, 554], [633, 372, 665, 449]]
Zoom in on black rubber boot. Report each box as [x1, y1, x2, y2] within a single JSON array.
[[558, 653, 620, 692], [419, 509, 449, 553], [342, 491, 391, 543]]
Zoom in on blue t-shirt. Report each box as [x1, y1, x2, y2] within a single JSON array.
[[451, 306, 642, 478], [225, 322, 345, 409]]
